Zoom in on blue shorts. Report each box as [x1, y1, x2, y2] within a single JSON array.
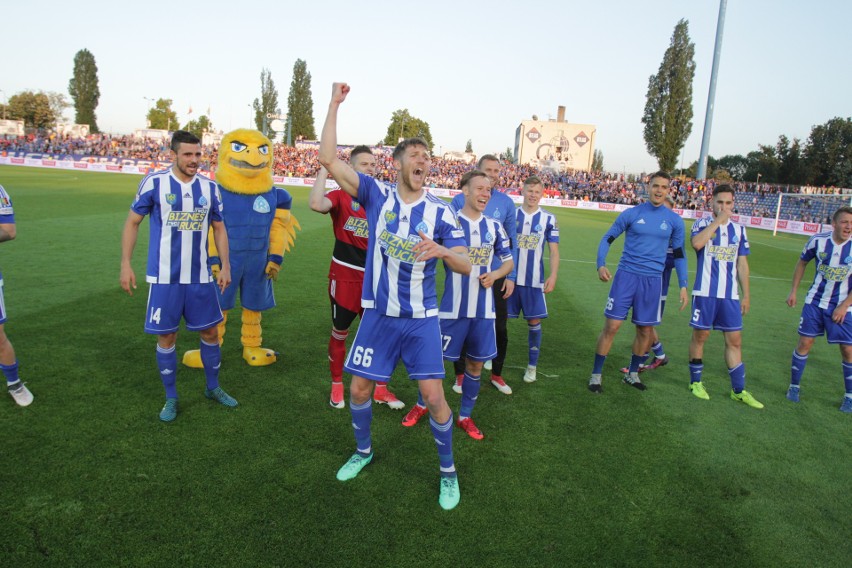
[[343, 309, 445, 381], [145, 283, 224, 334], [0, 275, 7, 324], [439, 317, 497, 362], [689, 296, 743, 331], [218, 251, 274, 311], [798, 302, 852, 344], [507, 285, 548, 320], [604, 270, 662, 326]]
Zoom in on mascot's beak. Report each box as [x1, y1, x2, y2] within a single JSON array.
[[228, 157, 268, 171]]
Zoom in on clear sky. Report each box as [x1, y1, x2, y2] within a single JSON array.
[[2, 0, 849, 173]]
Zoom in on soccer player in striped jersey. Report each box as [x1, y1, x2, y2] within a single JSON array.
[[507, 176, 560, 384], [120, 131, 238, 422], [450, 155, 517, 395], [687, 185, 763, 408], [590, 171, 689, 393], [402, 170, 514, 439], [309, 147, 404, 411], [319, 83, 471, 510], [0, 184, 33, 407], [786, 205, 852, 413]]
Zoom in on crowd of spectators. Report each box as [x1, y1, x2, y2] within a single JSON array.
[[2, 132, 848, 223]]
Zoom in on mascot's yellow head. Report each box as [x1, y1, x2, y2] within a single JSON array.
[[216, 129, 274, 194]]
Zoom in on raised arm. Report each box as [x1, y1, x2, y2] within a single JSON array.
[[308, 166, 333, 213], [318, 83, 359, 197]]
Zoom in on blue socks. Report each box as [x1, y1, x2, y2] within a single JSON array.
[[430, 414, 456, 477], [156, 345, 178, 398], [628, 353, 645, 374], [350, 398, 373, 456], [0, 360, 20, 385], [842, 362, 852, 396], [729, 362, 746, 393], [459, 371, 480, 419], [592, 353, 606, 375], [689, 359, 703, 384], [528, 323, 542, 367], [791, 351, 807, 386], [199, 339, 221, 390]]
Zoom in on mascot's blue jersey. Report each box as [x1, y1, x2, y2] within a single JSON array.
[[219, 186, 292, 252]]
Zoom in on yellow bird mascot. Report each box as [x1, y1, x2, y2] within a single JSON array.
[[183, 129, 298, 367]]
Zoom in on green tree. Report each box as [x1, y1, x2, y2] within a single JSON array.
[[592, 149, 604, 172], [47, 92, 71, 124], [804, 117, 852, 188], [286, 59, 316, 141], [465, 139, 473, 153], [715, 154, 749, 180], [253, 68, 279, 136], [641, 19, 696, 172], [776, 135, 806, 185], [68, 48, 100, 132], [7, 91, 56, 129], [383, 109, 433, 150], [501, 147, 515, 164], [182, 115, 213, 138], [147, 98, 178, 131], [743, 145, 780, 184]]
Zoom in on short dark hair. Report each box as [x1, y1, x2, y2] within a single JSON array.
[[170, 130, 201, 152], [350, 145, 373, 162], [523, 175, 542, 187], [459, 169, 487, 189], [477, 154, 499, 169], [392, 137, 429, 161], [713, 184, 735, 197], [648, 170, 672, 183], [833, 206, 852, 222]]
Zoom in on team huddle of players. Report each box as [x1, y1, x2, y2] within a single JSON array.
[[71, 81, 849, 512]]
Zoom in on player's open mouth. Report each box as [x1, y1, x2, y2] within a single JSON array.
[[229, 158, 267, 170], [413, 168, 424, 176]]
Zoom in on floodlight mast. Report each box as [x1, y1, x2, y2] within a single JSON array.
[[696, 0, 728, 181]]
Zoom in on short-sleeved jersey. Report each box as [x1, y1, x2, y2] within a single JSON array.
[[691, 217, 749, 299], [801, 231, 852, 310], [0, 184, 14, 225], [439, 212, 512, 319], [513, 206, 559, 288], [325, 188, 368, 282], [131, 168, 223, 284], [356, 173, 466, 318], [597, 202, 686, 286]]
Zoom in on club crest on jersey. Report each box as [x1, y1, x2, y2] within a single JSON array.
[[252, 196, 271, 213], [660, 221, 668, 230], [166, 193, 177, 205], [351, 201, 361, 211], [384, 210, 397, 224], [730, 234, 738, 244], [485, 231, 494, 243], [534, 223, 543, 232], [415, 221, 430, 235], [818, 252, 828, 261], [491, 209, 501, 219], [198, 195, 208, 207], [846, 256, 852, 264]]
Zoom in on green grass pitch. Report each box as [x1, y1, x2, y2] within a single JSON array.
[[0, 165, 848, 567]]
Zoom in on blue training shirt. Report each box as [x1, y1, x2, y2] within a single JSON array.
[[597, 201, 688, 288]]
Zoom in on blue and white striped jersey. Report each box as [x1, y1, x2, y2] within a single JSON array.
[[0, 184, 14, 223], [356, 173, 466, 318], [691, 217, 749, 299], [439, 212, 512, 319], [513, 206, 559, 288], [451, 188, 517, 269], [131, 168, 223, 285], [801, 232, 852, 310]]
